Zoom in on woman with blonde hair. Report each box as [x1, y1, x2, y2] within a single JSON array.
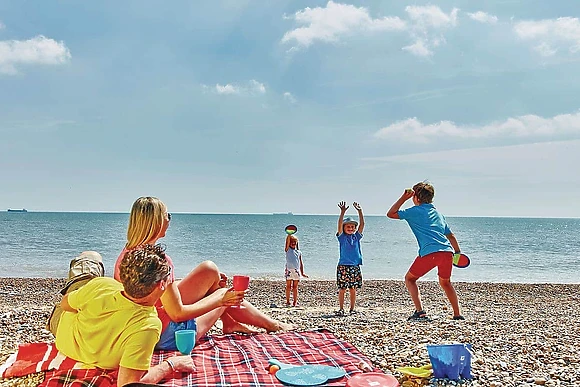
[[114, 196, 294, 350]]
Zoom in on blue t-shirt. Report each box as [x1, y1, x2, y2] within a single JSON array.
[[398, 203, 453, 257], [336, 231, 363, 266]]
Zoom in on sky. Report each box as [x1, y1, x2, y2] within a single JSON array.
[[1, 0, 580, 217]]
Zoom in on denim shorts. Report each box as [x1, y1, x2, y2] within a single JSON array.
[[155, 318, 197, 351]]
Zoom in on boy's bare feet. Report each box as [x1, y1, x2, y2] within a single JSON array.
[[222, 320, 261, 334]]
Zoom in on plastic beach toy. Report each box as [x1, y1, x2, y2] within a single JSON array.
[[268, 358, 346, 380], [346, 373, 400, 387], [426, 344, 472, 380], [452, 253, 471, 268], [395, 364, 432, 378], [268, 358, 346, 386]]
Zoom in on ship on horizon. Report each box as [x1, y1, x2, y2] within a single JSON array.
[[7, 208, 28, 213], [272, 212, 293, 215]]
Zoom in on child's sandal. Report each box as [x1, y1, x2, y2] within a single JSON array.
[[407, 310, 430, 321]]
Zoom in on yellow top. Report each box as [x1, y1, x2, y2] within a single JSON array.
[[56, 277, 161, 371]]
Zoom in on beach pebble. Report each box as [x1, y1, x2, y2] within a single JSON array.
[[1, 279, 580, 387]]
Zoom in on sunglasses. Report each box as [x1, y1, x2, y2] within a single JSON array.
[[167, 213, 172, 221]]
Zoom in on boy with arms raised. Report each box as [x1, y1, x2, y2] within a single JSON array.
[[335, 201, 365, 316]]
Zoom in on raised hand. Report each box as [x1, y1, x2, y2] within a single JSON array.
[[338, 201, 349, 212], [402, 188, 415, 200], [353, 202, 362, 211]]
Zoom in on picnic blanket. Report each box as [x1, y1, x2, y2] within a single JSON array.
[[1, 329, 376, 386]]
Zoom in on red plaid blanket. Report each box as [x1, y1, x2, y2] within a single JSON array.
[[42, 369, 117, 387], [153, 329, 373, 387], [2, 329, 375, 387]]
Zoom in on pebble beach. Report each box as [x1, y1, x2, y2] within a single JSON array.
[[1, 278, 579, 387]]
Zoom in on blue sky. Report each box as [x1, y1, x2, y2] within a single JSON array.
[[1, 0, 580, 217]]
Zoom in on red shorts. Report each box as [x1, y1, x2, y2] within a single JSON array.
[[408, 251, 453, 280]]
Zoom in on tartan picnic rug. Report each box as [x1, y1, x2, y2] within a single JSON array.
[[1, 329, 376, 386]]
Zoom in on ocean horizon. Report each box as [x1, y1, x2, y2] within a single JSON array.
[[6, 210, 580, 218], [1, 212, 578, 284]]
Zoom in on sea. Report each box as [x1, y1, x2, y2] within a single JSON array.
[[0, 212, 578, 284]]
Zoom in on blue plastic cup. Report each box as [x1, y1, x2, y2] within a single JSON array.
[[175, 329, 196, 355]]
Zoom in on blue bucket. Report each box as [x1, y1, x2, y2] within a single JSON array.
[[426, 344, 472, 380]]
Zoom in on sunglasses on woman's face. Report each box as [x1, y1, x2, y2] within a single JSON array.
[[167, 213, 172, 221]]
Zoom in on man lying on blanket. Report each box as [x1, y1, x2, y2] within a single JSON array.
[[46, 246, 201, 386]]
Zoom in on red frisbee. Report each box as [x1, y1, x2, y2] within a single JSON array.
[[346, 373, 400, 387]]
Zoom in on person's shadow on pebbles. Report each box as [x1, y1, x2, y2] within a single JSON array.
[[315, 311, 368, 319]]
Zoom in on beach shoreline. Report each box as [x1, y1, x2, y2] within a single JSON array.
[[1, 278, 579, 386]]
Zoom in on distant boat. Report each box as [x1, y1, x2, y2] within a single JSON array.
[[7, 209, 28, 213], [272, 212, 293, 215]]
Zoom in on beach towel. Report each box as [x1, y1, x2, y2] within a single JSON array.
[[0, 342, 79, 378], [1, 329, 375, 387]]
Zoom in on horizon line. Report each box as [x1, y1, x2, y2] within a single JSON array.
[[3, 210, 580, 220]]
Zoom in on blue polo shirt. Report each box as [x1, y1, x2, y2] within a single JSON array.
[[336, 231, 363, 266], [398, 203, 453, 257]]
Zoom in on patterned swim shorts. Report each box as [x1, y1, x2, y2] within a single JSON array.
[[336, 265, 362, 289], [285, 267, 300, 281]]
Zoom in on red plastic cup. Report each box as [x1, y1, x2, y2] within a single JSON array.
[[231, 275, 250, 309], [233, 275, 250, 291]]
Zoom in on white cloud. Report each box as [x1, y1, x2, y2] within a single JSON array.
[[402, 39, 432, 57], [0, 35, 71, 75], [205, 80, 267, 96], [513, 17, 580, 57], [405, 5, 459, 29], [216, 84, 240, 95], [401, 6, 459, 58], [281, 3, 460, 57], [533, 42, 558, 56], [374, 111, 580, 143], [283, 92, 297, 103], [281, 1, 406, 49], [249, 79, 266, 94], [467, 11, 498, 24], [283, 4, 509, 58]]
